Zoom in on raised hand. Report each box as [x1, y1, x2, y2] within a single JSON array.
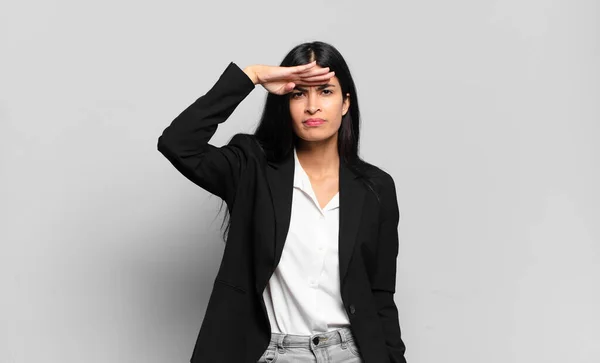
[[243, 61, 335, 95]]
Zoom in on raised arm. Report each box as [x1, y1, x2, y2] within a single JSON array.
[[157, 60, 337, 207], [157, 62, 256, 207]]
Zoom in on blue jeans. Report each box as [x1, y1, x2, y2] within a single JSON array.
[[257, 326, 364, 362]]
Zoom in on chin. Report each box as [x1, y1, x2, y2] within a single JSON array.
[[295, 130, 338, 143]]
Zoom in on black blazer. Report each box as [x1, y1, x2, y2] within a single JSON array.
[[157, 62, 407, 363]]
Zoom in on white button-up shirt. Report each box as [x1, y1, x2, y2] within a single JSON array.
[[262, 147, 351, 335]]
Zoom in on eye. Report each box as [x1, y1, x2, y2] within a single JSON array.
[[322, 89, 333, 95], [291, 92, 303, 99]]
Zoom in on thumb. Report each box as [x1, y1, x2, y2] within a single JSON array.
[[284, 82, 295, 93]]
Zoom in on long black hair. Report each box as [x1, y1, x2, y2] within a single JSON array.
[[217, 41, 381, 243]]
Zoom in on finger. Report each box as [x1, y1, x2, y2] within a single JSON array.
[[299, 71, 335, 82], [290, 61, 317, 73], [291, 67, 331, 81], [295, 65, 330, 76], [284, 82, 295, 93]]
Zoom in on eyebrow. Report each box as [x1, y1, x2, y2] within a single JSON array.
[[293, 84, 336, 91]]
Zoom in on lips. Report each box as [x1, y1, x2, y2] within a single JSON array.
[[303, 118, 325, 126]]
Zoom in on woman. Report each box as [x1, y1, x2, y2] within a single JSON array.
[[157, 41, 407, 363]]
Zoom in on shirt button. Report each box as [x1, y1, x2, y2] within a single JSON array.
[[349, 304, 356, 314]]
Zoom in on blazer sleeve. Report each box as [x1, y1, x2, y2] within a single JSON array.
[[157, 62, 256, 207], [372, 173, 408, 363]]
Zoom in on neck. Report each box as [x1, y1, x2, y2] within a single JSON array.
[[295, 135, 340, 179]]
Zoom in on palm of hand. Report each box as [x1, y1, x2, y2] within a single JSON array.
[[261, 79, 294, 95]]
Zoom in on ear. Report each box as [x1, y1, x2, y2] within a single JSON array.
[[342, 93, 350, 116]]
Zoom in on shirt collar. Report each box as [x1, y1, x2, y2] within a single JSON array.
[[293, 146, 307, 191], [293, 147, 339, 211]]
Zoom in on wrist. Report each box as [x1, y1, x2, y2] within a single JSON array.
[[243, 65, 260, 85]]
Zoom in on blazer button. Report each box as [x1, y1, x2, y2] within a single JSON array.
[[349, 304, 356, 314]]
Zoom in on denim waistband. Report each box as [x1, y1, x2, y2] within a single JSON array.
[[267, 326, 356, 349]]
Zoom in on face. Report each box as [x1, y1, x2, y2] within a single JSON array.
[[289, 67, 350, 144]]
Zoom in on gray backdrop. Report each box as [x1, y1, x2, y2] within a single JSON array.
[[1, 0, 598, 362]]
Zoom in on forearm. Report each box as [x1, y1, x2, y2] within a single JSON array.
[[157, 62, 255, 160], [156, 62, 255, 202]]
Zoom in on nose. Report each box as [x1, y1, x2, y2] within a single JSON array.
[[305, 91, 320, 114]]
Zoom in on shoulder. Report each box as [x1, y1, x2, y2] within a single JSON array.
[[356, 159, 399, 220], [356, 159, 397, 192]]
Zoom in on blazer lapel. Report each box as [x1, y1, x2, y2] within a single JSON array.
[[338, 161, 366, 289], [264, 151, 366, 293]]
